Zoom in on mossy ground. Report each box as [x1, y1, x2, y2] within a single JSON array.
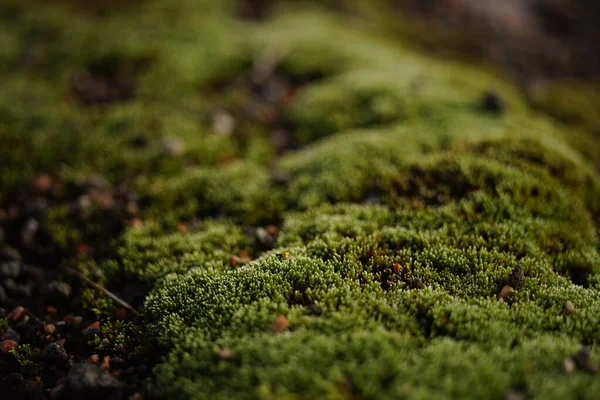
[[1, 0, 600, 399]]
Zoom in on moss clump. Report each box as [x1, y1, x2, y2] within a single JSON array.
[[2, 0, 600, 399], [106, 220, 252, 282], [146, 145, 600, 399]]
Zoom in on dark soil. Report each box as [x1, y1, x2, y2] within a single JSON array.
[[0, 175, 159, 400]]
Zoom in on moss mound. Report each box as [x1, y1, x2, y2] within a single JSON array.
[[2, 0, 600, 399]]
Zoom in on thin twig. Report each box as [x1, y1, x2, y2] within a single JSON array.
[[59, 265, 141, 317]]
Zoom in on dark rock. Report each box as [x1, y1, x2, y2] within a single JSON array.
[[481, 91, 506, 114], [3, 279, 32, 297], [47, 282, 72, 299], [271, 172, 292, 187], [255, 227, 276, 250], [0, 329, 20, 343], [307, 304, 322, 316], [21, 218, 40, 246], [0, 247, 21, 262], [65, 363, 122, 399], [41, 343, 68, 366], [1, 261, 21, 277]]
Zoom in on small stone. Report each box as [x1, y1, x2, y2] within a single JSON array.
[[101, 356, 111, 370], [32, 174, 52, 194], [21, 219, 39, 246], [72, 316, 84, 328], [271, 171, 292, 187], [255, 227, 276, 250], [76, 195, 93, 212], [162, 139, 185, 156], [266, 224, 278, 237], [307, 305, 322, 316], [8, 306, 26, 322], [0, 328, 20, 342], [48, 281, 72, 298], [44, 324, 56, 335], [176, 222, 189, 234], [1, 261, 21, 277], [126, 201, 139, 215], [563, 358, 576, 375], [130, 218, 144, 229], [573, 346, 598, 374], [219, 348, 233, 361], [271, 315, 289, 333], [84, 321, 100, 332], [41, 343, 68, 365], [503, 390, 525, 400], [497, 285, 512, 301], [65, 363, 122, 398], [481, 91, 506, 114], [565, 301, 576, 314], [211, 110, 236, 136], [507, 264, 523, 289], [0, 247, 21, 262], [0, 339, 18, 354], [3, 279, 32, 297]]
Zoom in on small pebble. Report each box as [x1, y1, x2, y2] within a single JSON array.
[[211, 110, 236, 136], [219, 348, 233, 361], [573, 346, 599, 374], [21, 218, 39, 246], [272, 315, 289, 333], [271, 171, 292, 187], [0, 328, 20, 342], [503, 390, 525, 400], [307, 304, 322, 316], [176, 222, 189, 234], [563, 358, 576, 375], [481, 91, 506, 114], [65, 363, 122, 397], [497, 285, 512, 301], [48, 281, 72, 298], [32, 174, 52, 194], [44, 324, 57, 334], [41, 343, 68, 365], [255, 227, 276, 250], [0, 247, 21, 262], [162, 139, 185, 156], [0, 339, 18, 354], [8, 306, 26, 322], [101, 356, 111, 370], [1, 261, 21, 277], [84, 321, 100, 332]]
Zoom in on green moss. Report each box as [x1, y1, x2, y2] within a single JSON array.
[[2, 0, 600, 399], [107, 220, 252, 282]]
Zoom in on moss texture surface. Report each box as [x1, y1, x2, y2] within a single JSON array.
[[2, 0, 600, 399]]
